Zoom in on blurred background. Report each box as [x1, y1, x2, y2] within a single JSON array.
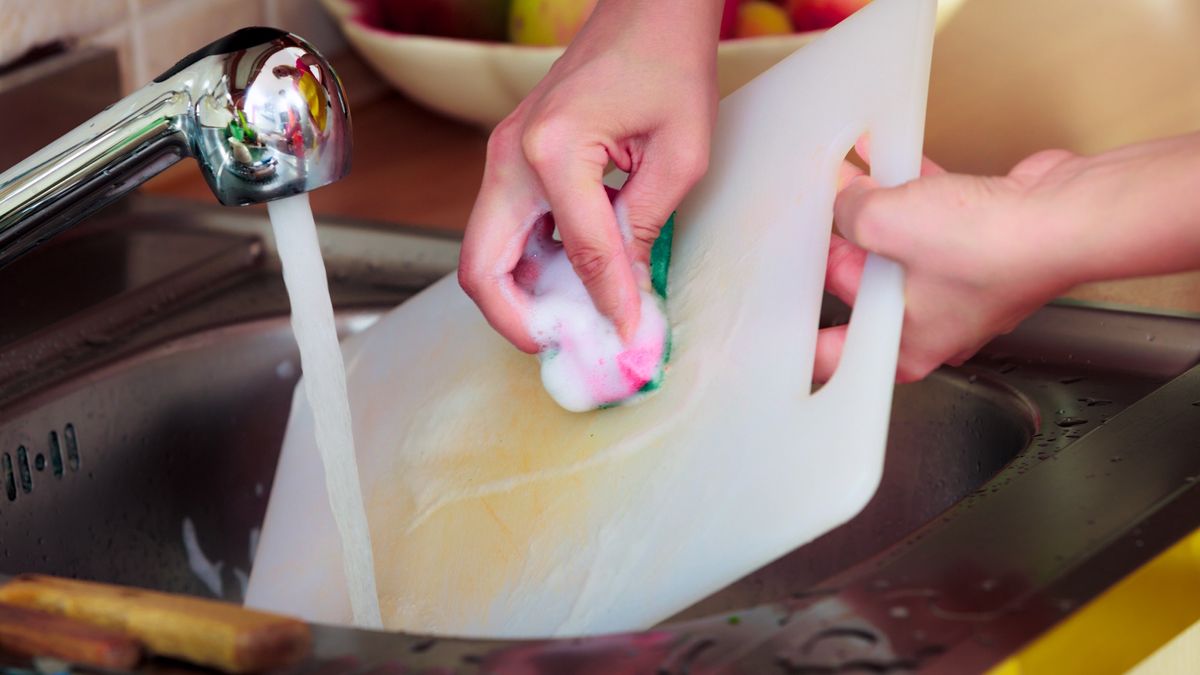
[[4, 0, 1199, 310]]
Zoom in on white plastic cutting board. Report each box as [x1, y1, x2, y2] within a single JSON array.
[[247, 0, 936, 638]]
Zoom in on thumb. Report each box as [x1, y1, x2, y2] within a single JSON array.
[[833, 174, 906, 260], [615, 139, 710, 264]]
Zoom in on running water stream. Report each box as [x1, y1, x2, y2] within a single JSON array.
[[268, 194, 382, 628]]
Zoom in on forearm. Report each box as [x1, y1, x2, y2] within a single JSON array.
[[1044, 132, 1200, 285]]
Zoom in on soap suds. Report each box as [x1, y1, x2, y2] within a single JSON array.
[[519, 223, 669, 412]]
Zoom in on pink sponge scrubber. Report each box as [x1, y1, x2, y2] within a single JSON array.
[[519, 216, 674, 413]]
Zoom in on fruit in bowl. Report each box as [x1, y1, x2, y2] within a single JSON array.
[[356, 0, 510, 41], [735, 1, 795, 38], [509, 0, 599, 46], [321, 0, 962, 128], [787, 0, 873, 30]]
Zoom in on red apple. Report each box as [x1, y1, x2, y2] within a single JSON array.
[[719, 0, 740, 40], [788, 0, 871, 31]]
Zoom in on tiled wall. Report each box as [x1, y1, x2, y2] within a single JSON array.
[[3, 0, 346, 94]]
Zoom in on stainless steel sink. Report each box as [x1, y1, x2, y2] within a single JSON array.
[[0, 197, 1031, 606], [0, 312, 1031, 608], [3, 197, 1200, 673]]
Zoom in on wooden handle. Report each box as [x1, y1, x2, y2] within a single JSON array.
[[0, 575, 312, 673], [0, 602, 141, 669]]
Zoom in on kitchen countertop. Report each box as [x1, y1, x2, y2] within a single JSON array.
[[142, 0, 1200, 312]]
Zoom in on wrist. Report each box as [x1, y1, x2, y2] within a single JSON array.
[[590, 0, 722, 57], [1005, 151, 1108, 293]]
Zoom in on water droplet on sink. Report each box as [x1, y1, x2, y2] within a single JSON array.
[[1146, 334, 1156, 342], [275, 360, 297, 379], [1110, 455, 1123, 463], [1056, 417, 1088, 428]]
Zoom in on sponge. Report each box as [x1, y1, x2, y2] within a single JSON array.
[[524, 215, 674, 412]]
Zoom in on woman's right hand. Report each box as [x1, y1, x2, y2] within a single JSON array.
[[458, 0, 722, 353]]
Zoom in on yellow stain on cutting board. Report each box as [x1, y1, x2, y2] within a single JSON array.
[[364, 336, 687, 633]]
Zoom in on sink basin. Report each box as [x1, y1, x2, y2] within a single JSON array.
[[4, 198, 1200, 672], [0, 311, 1033, 611]]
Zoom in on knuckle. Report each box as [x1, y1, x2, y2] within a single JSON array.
[[897, 360, 933, 383], [521, 117, 571, 171], [486, 117, 520, 160], [566, 241, 617, 285], [850, 192, 888, 250], [1011, 148, 1079, 181], [630, 221, 661, 251], [896, 344, 940, 383], [456, 260, 483, 299], [1025, 148, 1077, 167], [675, 142, 710, 185]]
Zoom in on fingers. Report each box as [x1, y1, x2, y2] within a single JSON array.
[[813, 324, 848, 384], [837, 159, 866, 190], [825, 234, 867, 306], [459, 130, 545, 354], [818, 324, 947, 385], [524, 125, 642, 340], [614, 129, 711, 264], [833, 173, 896, 255], [1008, 148, 1076, 182]]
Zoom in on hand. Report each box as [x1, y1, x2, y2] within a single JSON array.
[[815, 139, 1085, 383], [458, 0, 721, 353]]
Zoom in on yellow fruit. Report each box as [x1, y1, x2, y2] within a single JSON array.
[[735, 1, 794, 38], [509, 0, 598, 46]]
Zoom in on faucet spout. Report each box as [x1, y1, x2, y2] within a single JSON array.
[[0, 27, 351, 267]]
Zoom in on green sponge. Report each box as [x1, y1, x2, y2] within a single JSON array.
[[637, 213, 674, 395]]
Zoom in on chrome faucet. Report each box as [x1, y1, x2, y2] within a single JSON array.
[[0, 27, 351, 267]]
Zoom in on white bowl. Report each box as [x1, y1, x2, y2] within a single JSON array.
[[321, 0, 964, 129]]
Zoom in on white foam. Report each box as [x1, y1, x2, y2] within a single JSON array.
[[524, 236, 668, 412]]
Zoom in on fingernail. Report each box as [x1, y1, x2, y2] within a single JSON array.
[[632, 262, 652, 291], [618, 293, 642, 344]]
